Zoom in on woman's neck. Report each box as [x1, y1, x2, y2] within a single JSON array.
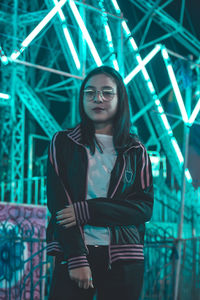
[[94, 122, 113, 136]]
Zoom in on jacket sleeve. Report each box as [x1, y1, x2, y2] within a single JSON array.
[[47, 132, 90, 270], [72, 145, 154, 227]]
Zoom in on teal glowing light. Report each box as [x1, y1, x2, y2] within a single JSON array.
[[62, 25, 81, 70], [69, 0, 102, 66], [161, 48, 188, 123], [104, 24, 112, 42], [0, 46, 9, 65], [52, 0, 80, 70], [124, 44, 161, 85], [0, 93, 10, 99], [188, 98, 200, 125], [111, 0, 121, 14], [105, 0, 193, 183], [121, 21, 138, 51], [185, 168, 192, 183], [103, 24, 119, 70], [171, 137, 184, 164], [52, 0, 66, 21], [10, 0, 68, 60]]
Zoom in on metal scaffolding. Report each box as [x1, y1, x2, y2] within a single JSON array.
[[0, 0, 200, 298]]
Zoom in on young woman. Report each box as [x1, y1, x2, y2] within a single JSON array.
[[46, 66, 154, 300]]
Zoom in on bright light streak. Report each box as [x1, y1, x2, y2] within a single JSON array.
[[105, 24, 112, 42], [103, 24, 119, 70], [122, 20, 130, 35], [0, 93, 10, 99], [185, 168, 192, 183], [188, 98, 200, 125], [11, 50, 22, 60], [0, 46, 9, 64], [124, 44, 161, 85], [113, 59, 119, 71], [171, 137, 184, 164], [22, 0, 67, 48], [111, 0, 121, 13], [10, 0, 67, 60], [129, 37, 138, 51], [112, 0, 189, 177], [69, 0, 102, 66], [161, 48, 188, 123], [121, 21, 138, 51], [52, 0, 80, 70], [63, 26, 80, 70], [52, 0, 66, 21]]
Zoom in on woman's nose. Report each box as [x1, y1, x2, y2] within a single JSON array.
[[94, 91, 103, 103]]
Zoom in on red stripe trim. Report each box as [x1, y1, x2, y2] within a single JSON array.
[[68, 256, 88, 262], [110, 244, 143, 248], [52, 132, 59, 175], [146, 150, 150, 187], [140, 144, 146, 189], [111, 248, 143, 253], [111, 256, 144, 263]]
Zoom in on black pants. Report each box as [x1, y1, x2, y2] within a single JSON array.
[[48, 245, 144, 300]]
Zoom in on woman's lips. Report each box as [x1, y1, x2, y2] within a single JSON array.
[[92, 108, 105, 112]]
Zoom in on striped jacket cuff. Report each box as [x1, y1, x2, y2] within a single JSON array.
[[67, 256, 90, 270], [73, 201, 90, 225]]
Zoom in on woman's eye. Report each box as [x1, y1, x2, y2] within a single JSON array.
[[85, 91, 95, 97], [102, 91, 114, 98]]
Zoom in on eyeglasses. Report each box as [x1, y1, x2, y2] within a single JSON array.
[[83, 88, 116, 102]]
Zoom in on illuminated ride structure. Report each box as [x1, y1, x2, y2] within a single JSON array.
[[0, 1, 199, 299]]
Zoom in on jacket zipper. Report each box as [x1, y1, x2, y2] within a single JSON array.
[[107, 154, 127, 270], [68, 133, 137, 268]]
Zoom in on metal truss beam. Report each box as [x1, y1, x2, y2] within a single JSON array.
[[130, 0, 200, 57], [0, 11, 12, 24], [0, 98, 11, 106], [19, 10, 49, 25], [16, 77, 61, 138]]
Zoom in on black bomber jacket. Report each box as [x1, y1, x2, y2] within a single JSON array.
[[46, 123, 154, 270]]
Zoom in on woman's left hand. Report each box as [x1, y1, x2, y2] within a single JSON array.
[[56, 205, 76, 228]]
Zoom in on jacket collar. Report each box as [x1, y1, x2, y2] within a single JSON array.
[[66, 123, 140, 153]]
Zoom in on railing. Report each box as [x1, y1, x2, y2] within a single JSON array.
[[1, 177, 199, 224], [0, 177, 47, 205], [0, 217, 199, 300]]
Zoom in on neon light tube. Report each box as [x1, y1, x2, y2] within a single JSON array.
[[52, 0, 66, 21], [69, 0, 102, 66], [121, 21, 138, 51], [10, 0, 67, 59], [185, 168, 192, 183], [188, 98, 200, 125], [52, 0, 80, 70], [103, 24, 119, 70], [0, 46, 9, 64], [63, 25, 81, 70], [22, 0, 67, 47], [111, 0, 121, 14], [161, 48, 188, 123], [171, 137, 184, 164], [0, 93, 10, 99], [124, 44, 161, 85], [113, 0, 192, 182]]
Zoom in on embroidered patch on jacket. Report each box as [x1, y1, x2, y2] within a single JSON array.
[[125, 170, 134, 183]]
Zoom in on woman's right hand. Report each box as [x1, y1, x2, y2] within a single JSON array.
[[69, 266, 94, 289]]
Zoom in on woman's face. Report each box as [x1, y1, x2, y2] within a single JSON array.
[[83, 74, 118, 124]]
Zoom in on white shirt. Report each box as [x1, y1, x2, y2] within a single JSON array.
[[83, 133, 117, 245]]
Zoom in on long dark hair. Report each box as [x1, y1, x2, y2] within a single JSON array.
[[79, 65, 138, 155]]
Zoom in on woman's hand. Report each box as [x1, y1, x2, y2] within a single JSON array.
[[69, 266, 94, 289], [56, 205, 76, 228]]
